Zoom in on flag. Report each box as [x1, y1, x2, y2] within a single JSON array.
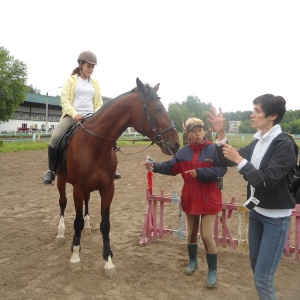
[[147, 171, 153, 195]]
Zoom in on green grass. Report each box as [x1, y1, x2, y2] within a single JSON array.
[[1, 134, 299, 153], [0, 140, 49, 152], [0, 139, 156, 153]]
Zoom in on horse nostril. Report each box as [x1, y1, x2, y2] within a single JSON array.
[[175, 142, 180, 150]]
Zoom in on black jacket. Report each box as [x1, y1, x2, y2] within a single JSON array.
[[217, 133, 296, 209]]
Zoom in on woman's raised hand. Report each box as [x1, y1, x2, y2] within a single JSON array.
[[207, 107, 225, 131], [207, 107, 226, 140]]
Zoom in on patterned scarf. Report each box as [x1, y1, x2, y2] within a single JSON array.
[[188, 139, 213, 151]]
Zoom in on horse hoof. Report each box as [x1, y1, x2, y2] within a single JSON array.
[[56, 236, 65, 244], [104, 267, 117, 278], [69, 261, 81, 271], [84, 227, 91, 234]]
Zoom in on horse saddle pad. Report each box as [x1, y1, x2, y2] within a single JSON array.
[[56, 123, 78, 170]]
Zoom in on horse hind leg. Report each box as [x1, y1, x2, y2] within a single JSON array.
[[56, 178, 67, 244], [84, 192, 91, 234]]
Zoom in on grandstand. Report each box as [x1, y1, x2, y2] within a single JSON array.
[[0, 93, 61, 132], [0, 92, 136, 135]]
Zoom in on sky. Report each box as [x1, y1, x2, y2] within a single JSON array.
[[1, 0, 300, 113]]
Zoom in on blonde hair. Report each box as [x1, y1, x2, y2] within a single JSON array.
[[185, 118, 204, 132]]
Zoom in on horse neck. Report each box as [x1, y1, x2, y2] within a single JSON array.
[[87, 93, 139, 142]]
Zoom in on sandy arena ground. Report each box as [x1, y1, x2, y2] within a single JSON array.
[[0, 145, 299, 300]]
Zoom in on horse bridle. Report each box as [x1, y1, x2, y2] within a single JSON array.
[[79, 88, 176, 148], [138, 89, 176, 146]]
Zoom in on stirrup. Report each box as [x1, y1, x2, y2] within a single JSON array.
[[43, 170, 55, 186]]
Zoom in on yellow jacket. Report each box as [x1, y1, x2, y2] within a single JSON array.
[[60, 74, 103, 119]]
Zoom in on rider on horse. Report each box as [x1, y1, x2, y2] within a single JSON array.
[[42, 50, 121, 185]]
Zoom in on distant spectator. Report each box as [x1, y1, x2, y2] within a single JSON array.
[[205, 127, 213, 142], [183, 130, 189, 145]]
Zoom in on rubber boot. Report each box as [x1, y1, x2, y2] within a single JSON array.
[[206, 253, 218, 288], [185, 244, 198, 275], [42, 146, 56, 185]]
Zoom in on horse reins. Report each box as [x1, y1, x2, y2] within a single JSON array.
[[78, 87, 177, 155]]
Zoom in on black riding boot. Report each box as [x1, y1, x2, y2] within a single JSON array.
[[42, 146, 56, 185]]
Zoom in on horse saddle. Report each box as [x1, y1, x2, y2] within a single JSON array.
[[56, 115, 93, 170], [56, 123, 78, 171]]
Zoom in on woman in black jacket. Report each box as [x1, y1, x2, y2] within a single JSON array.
[[208, 94, 297, 300]]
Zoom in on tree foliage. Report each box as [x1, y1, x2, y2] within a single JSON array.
[[27, 84, 40, 94], [0, 46, 28, 122], [166, 96, 300, 134], [168, 96, 213, 131]]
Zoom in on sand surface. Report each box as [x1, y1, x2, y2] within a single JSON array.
[[0, 145, 299, 300]]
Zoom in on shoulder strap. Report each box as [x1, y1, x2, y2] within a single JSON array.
[[281, 132, 299, 165]]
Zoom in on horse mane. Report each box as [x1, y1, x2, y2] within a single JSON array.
[[100, 83, 159, 111]]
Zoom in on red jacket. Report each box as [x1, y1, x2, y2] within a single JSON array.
[[153, 141, 227, 215]]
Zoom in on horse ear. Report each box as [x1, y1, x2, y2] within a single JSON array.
[[153, 83, 160, 92], [136, 77, 147, 94]]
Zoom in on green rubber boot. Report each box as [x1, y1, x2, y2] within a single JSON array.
[[206, 253, 218, 288], [185, 244, 198, 275]]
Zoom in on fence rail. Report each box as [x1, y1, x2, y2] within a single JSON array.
[[140, 190, 300, 261]]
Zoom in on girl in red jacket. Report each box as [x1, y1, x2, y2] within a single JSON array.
[[144, 117, 227, 288]]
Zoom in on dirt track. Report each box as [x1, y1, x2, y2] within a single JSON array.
[[0, 146, 299, 300]]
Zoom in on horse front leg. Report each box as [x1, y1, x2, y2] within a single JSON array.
[[84, 192, 91, 234], [69, 186, 85, 270], [56, 177, 67, 243], [100, 186, 116, 277]]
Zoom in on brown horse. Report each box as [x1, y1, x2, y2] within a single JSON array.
[[55, 77, 180, 274]]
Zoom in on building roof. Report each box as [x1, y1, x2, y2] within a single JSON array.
[[24, 93, 113, 108], [25, 93, 61, 106]]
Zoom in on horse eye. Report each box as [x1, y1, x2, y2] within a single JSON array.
[[155, 105, 163, 112]]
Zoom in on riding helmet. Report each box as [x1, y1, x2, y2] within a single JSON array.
[[77, 50, 97, 65]]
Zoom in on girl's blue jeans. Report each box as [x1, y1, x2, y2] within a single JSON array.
[[248, 210, 291, 300]]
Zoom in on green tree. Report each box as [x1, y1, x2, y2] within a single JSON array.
[[0, 46, 28, 122], [168, 102, 186, 132], [239, 119, 256, 133], [182, 96, 213, 128], [27, 84, 40, 94]]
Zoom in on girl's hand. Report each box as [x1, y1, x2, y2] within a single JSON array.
[[74, 114, 84, 121], [185, 169, 197, 178], [143, 162, 154, 172]]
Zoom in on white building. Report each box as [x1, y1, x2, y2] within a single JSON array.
[[0, 93, 61, 133], [0, 93, 136, 134], [229, 120, 242, 133]]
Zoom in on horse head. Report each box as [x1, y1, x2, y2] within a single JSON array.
[[132, 77, 180, 155]]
